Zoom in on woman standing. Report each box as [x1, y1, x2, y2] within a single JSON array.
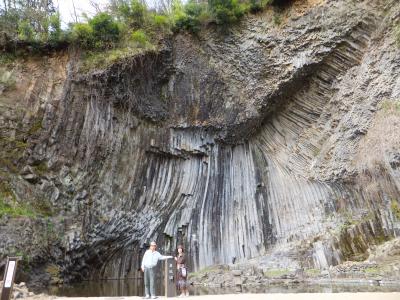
[[174, 245, 189, 297]]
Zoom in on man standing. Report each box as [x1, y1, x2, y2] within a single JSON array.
[[141, 241, 173, 299]]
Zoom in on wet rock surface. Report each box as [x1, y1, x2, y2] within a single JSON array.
[[0, 0, 400, 290]]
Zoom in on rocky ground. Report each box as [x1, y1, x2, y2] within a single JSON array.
[[0, 280, 48, 299], [189, 238, 400, 287]]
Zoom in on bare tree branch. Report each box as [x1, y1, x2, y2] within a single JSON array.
[[157, 0, 173, 14], [71, 0, 78, 23], [2, 0, 8, 13], [89, 0, 102, 14]]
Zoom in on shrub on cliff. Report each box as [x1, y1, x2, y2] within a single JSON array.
[[1, 0, 69, 48], [48, 13, 63, 44], [0, 68, 16, 91], [89, 13, 122, 47], [129, 0, 147, 25], [249, 0, 272, 13], [111, 0, 148, 28], [131, 29, 149, 47], [208, 0, 247, 25], [71, 23, 95, 48], [174, 1, 210, 33], [72, 13, 122, 49], [153, 14, 171, 29], [1, 0, 282, 54], [17, 20, 35, 41]]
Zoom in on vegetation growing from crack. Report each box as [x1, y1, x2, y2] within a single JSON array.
[[391, 200, 400, 220], [0, 182, 36, 218], [0, 179, 53, 218], [379, 99, 400, 113], [396, 23, 400, 47], [0, 68, 16, 92], [263, 268, 291, 277], [304, 268, 320, 277]]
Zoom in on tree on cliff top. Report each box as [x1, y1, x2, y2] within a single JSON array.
[[1, 0, 291, 53], [208, 0, 246, 25], [0, 0, 58, 41]]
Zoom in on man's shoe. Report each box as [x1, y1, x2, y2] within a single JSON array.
[[143, 295, 150, 299], [151, 297, 158, 299]]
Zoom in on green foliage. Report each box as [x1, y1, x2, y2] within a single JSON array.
[[273, 12, 282, 25], [170, 0, 186, 25], [174, 1, 210, 33], [48, 12, 62, 43], [32, 161, 48, 176], [17, 20, 35, 41], [0, 53, 17, 66], [2, 0, 279, 55], [391, 200, 400, 220], [115, 1, 131, 20], [397, 29, 400, 47], [1, 0, 67, 46], [364, 266, 379, 274], [112, 0, 147, 28], [249, 0, 272, 13], [89, 13, 121, 48], [130, 0, 147, 26], [131, 29, 149, 47], [0, 8, 20, 34], [28, 118, 43, 135], [304, 268, 320, 277], [379, 99, 400, 113], [0, 180, 52, 218], [263, 268, 291, 277], [33, 198, 53, 217], [208, 0, 247, 25], [0, 68, 16, 91], [0, 184, 36, 218], [153, 14, 171, 29], [72, 23, 94, 48], [0, 198, 37, 218], [71, 13, 122, 49], [80, 45, 154, 72]]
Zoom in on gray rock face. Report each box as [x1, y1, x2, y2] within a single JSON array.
[[1, 0, 400, 286]]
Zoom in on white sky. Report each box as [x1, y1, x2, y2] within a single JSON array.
[[55, 0, 161, 27], [55, 0, 109, 26]]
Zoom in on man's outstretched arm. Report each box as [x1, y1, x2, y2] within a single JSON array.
[[158, 253, 173, 260]]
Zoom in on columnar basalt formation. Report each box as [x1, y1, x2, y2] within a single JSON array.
[[0, 0, 400, 286]]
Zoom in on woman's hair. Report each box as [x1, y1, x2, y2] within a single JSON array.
[[177, 244, 184, 252]]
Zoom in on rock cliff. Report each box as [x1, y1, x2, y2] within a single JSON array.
[[0, 0, 400, 287]]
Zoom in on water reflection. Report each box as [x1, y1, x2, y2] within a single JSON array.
[[47, 279, 400, 297], [48, 277, 162, 297]]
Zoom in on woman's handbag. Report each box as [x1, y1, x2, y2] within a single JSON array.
[[180, 266, 187, 278]]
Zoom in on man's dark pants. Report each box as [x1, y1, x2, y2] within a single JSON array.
[[144, 267, 155, 296]]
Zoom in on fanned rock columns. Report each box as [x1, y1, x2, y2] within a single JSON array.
[[3, 0, 399, 285]]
